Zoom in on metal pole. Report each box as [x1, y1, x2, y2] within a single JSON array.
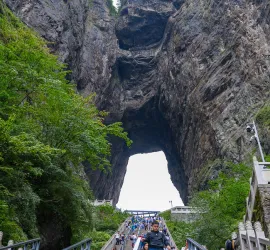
[[253, 121, 265, 162]]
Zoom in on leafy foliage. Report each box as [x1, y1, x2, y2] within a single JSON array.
[[159, 210, 171, 220], [165, 163, 251, 250], [189, 163, 251, 250], [256, 105, 270, 129], [0, 200, 27, 244], [0, 1, 131, 246], [166, 220, 196, 248], [256, 105, 270, 156], [72, 205, 128, 249], [88, 231, 111, 250], [94, 205, 129, 233]]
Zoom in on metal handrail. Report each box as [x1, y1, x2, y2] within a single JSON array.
[[133, 236, 142, 250], [187, 238, 207, 250], [120, 226, 132, 250], [161, 218, 178, 249], [101, 218, 131, 250], [0, 238, 40, 250], [62, 239, 91, 250]]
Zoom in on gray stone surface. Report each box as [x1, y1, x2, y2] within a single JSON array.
[[258, 186, 270, 238], [4, 0, 270, 246]]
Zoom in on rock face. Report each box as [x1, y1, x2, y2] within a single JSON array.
[[116, 0, 175, 49], [88, 0, 270, 206], [5, 0, 270, 238], [258, 186, 270, 237]]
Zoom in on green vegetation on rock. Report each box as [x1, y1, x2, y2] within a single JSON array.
[[0, 1, 131, 246], [77, 205, 129, 250], [256, 105, 270, 158], [257, 105, 270, 129], [164, 162, 251, 250]]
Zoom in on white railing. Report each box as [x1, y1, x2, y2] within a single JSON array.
[[238, 221, 270, 250], [245, 157, 270, 221], [62, 239, 91, 250], [133, 237, 142, 250], [101, 218, 130, 250], [93, 199, 113, 206], [231, 157, 270, 249], [161, 218, 178, 249], [0, 237, 40, 250], [187, 238, 207, 250], [171, 206, 197, 214]]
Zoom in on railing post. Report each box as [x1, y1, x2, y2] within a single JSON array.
[[7, 240, 13, 250], [245, 221, 255, 250], [0, 232, 2, 247], [62, 239, 91, 250], [0, 238, 40, 250], [187, 238, 206, 250], [238, 222, 246, 249]]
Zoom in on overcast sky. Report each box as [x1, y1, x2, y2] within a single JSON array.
[[116, 152, 184, 211]]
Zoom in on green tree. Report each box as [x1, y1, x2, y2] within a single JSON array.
[[94, 205, 129, 233], [166, 220, 196, 248], [0, 1, 131, 246], [189, 163, 251, 250], [159, 210, 171, 220]]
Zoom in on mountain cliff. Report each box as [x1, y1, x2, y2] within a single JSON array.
[[4, 0, 270, 207]]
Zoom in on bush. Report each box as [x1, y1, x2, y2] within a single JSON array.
[[189, 163, 251, 250], [165, 162, 251, 250], [256, 105, 270, 129], [166, 221, 196, 248], [94, 205, 129, 232], [159, 210, 171, 220]]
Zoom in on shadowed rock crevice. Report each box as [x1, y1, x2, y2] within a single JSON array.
[[116, 0, 175, 50]]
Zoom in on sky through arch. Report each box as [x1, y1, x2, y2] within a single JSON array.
[[116, 152, 184, 211]]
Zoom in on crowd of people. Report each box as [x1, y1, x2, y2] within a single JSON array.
[[115, 231, 126, 245], [114, 215, 176, 250]]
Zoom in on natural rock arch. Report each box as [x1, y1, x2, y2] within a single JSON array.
[[84, 95, 190, 205], [5, 0, 270, 206]]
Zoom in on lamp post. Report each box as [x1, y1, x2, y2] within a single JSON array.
[[169, 200, 173, 208], [247, 121, 265, 162]]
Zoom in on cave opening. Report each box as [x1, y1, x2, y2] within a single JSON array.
[[116, 151, 184, 211], [86, 97, 189, 207]]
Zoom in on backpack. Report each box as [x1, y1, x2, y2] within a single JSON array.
[[225, 240, 233, 250]]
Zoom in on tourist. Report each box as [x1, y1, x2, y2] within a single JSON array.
[[163, 226, 167, 235], [131, 233, 137, 248], [121, 233, 125, 245], [115, 231, 120, 245], [142, 220, 171, 250], [143, 243, 149, 250]]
